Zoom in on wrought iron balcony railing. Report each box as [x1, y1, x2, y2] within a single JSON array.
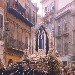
[[71, 56, 75, 61], [55, 32, 61, 39], [62, 30, 69, 37], [6, 37, 25, 51], [7, 0, 35, 27]]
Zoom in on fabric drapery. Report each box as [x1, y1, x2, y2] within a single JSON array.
[[35, 26, 49, 55]]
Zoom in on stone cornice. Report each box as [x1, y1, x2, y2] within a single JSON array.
[[55, 9, 71, 20], [40, 0, 47, 3], [55, 1, 75, 19], [71, 10, 75, 16]]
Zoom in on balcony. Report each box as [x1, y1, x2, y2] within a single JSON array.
[[0, 29, 3, 40], [7, 47, 24, 56], [7, 0, 34, 27], [44, 13, 49, 18], [72, 26, 75, 31], [55, 32, 61, 39], [71, 56, 75, 61], [6, 37, 25, 51], [62, 31, 69, 37]]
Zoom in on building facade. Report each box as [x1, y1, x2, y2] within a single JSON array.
[[55, 0, 75, 66], [0, 0, 37, 66], [0, 0, 4, 65], [41, 0, 75, 66]]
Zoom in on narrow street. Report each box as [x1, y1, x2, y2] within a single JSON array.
[[0, 0, 75, 75]]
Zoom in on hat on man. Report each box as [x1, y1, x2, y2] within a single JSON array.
[[30, 61, 35, 64], [22, 59, 30, 64]]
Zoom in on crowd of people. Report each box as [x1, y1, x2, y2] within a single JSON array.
[[0, 59, 75, 75]]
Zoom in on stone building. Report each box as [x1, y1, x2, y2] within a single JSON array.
[[55, 0, 75, 66], [41, 0, 75, 66], [0, 0, 38, 66], [0, 0, 4, 65]]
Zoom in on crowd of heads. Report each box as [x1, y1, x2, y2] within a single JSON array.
[[7, 59, 75, 74], [0, 58, 75, 75]]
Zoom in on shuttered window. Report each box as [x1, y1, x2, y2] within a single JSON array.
[[0, 14, 3, 28], [64, 42, 68, 55], [73, 32, 75, 44]]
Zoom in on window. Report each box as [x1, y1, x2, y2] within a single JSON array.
[[47, 5, 50, 12], [58, 26, 61, 34], [50, 2, 54, 10], [63, 61, 67, 67], [57, 44, 61, 53], [25, 37, 28, 49], [73, 32, 75, 44], [25, 4, 29, 19], [14, 24, 18, 40], [64, 42, 68, 55], [29, 8, 31, 21], [63, 20, 67, 32], [33, 11, 35, 24], [44, 7, 47, 13], [64, 23, 67, 31], [18, 27, 22, 41], [0, 14, 3, 28], [73, 16, 75, 26], [71, 56, 75, 61]]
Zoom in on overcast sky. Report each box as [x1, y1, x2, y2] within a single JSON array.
[[31, 0, 42, 15]]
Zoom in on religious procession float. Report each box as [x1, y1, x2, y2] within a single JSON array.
[[27, 49, 63, 73]]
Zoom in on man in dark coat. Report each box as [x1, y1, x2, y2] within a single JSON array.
[[19, 59, 33, 75], [37, 63, 46, 75], [29, 61, 39, 75]]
